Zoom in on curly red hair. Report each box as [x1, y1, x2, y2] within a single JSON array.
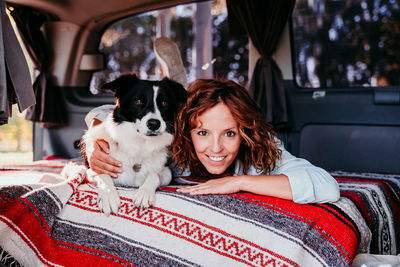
[[172, 79, 281, 177]]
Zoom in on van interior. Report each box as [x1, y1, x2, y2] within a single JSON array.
[[1, 0, 399, 266]]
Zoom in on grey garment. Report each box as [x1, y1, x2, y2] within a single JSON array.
[[0, 1, 35, 125]]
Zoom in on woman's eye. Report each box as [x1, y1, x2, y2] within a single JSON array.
[[226, 131, 236, 137], [135, 99, 142, 105], [197, 131, 207, 136]]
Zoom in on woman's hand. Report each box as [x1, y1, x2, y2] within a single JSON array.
[[88, 139, 122, 178], [177, 176, 242, 195], [177, 174, 293, 200]]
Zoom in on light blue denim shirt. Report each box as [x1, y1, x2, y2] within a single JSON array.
[[86, 105, 340, 204]]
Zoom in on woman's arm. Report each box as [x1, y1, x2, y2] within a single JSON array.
[[178, 140, 340, 204], [271, 143, 340, 203], [84, 104, 115, 127], [177, 174, 293, 200], [84, 105, 122, 177]]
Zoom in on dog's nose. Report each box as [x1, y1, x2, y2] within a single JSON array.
[[147, 119, 161, 131]]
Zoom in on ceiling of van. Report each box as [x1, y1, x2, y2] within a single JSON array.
[[6, 0, 198, 27]]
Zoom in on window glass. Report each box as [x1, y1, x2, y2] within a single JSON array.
[[90, 0, 248, 94], [292, 0, 400, 88]]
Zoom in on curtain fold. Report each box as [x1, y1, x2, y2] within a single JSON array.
[[251, 55, 287, 126], [10, 5, 67, 128], [227, 0, 295, 129], [0, 2, 35, 125]]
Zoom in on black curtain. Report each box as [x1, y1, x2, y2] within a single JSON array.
[[9, 5, 67, 128], [0, 1, 35, 125], [227, 0, 295, 129]]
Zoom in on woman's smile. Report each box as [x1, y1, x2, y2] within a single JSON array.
[[207, 155, 226, 162]]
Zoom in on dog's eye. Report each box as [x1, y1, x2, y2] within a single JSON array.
[[161, 101, 168, 107], [135, 99, 142, 105]]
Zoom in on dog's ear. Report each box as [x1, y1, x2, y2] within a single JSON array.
[[100, 74, 139, 98], [162, 78, 188, 104]]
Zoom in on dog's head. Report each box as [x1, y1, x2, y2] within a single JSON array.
[[100, 74, 187, 137]]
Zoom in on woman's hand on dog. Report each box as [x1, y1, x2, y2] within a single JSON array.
[[89, 139, 122, 178]]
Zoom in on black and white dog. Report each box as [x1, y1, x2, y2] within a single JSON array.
[[82, 74, 187, 215]]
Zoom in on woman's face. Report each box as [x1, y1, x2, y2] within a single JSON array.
[[190, 102, 242, 175]]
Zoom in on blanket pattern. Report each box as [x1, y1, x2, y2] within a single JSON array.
[[0, 162, 398, 266], [331, 170, 400, 255]]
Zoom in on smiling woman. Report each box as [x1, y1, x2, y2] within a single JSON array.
[[173, 78, 281, 178], [172, 78, 340, 203]]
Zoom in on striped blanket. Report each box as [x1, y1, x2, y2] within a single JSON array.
[[0, 161, 399, 266], [332, 170, 400, 255]]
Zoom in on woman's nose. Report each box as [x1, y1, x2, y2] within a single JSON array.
[[211, 137, 223, 153]]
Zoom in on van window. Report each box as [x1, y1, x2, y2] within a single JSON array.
[[90, 0, 248, 94], [292, 0, 400, 88]]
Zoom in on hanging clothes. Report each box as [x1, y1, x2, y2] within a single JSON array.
[[0, 1, 35, 125], [10, 5, 67, 128]]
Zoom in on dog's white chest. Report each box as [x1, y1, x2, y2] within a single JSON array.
[[110, 142, 168, 187]]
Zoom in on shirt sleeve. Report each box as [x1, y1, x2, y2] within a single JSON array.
[[84, 105, 114, 127], [271, 140, 340, 204]]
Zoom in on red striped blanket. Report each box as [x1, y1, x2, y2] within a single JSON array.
[[0, 161, 398, 266]]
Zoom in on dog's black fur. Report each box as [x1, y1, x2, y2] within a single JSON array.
[[106, 74, 187, 129]]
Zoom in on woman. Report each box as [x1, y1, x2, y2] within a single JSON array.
[[86, 79, 340, 204]]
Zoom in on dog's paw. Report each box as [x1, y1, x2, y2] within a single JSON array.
[[61, 162, 87, 180], [97, 187, 121, 216], [132, 187, 156, 209]]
